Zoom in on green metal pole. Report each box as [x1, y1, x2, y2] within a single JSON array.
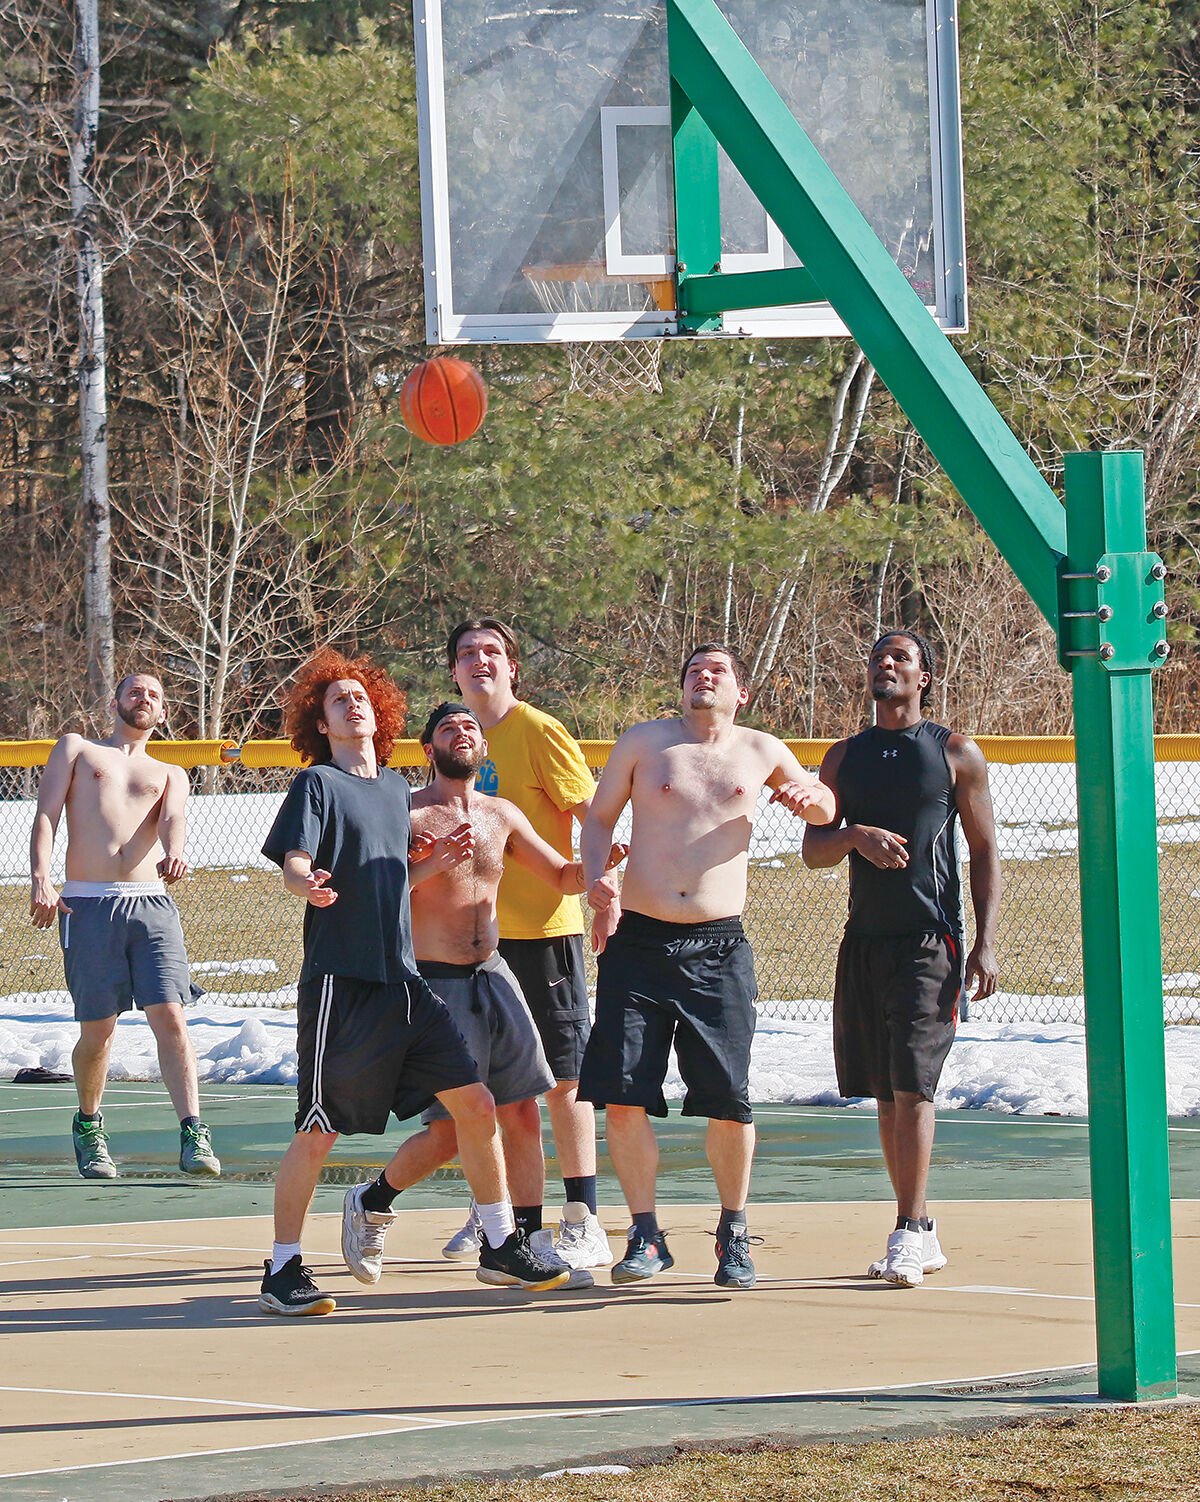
[[1062, 451, 1175, 1401]]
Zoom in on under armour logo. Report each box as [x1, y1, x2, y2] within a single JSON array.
[[881, 749, 899, 759]]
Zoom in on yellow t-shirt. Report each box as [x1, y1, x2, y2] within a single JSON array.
[[475, 701, 596, 940]]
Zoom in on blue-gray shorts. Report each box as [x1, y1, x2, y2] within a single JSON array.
[[59, 890, 193, 1022], [419, 952, 554, 1122], [578, 910, 757, 1124], [498, 933, 590, 1081]]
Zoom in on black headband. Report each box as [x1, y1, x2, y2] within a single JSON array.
[[421, 701, 482, 745]]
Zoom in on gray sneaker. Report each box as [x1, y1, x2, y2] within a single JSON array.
[[442, 1200, 483, 1260], [341, 1183, 396, 1284], [72, 1112, 117, 1179], [529, 1227, 594, 1288], [179, 1121, 221, 1177]]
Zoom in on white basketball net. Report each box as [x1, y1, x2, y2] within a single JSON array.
[[522, 268, 667, 398]]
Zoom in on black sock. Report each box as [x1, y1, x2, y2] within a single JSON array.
[[896, 1215, 922, 1233], [180, 1115, 200, 1130], [632, 1210, 659, 1240], [77, 1110, 101, 1123], [718, 1207, 747, 1238], [920, 1216, 934, 1231], [361, 1173, 400, 1213], [564, 1175, 598, 1215], [514, 1205, 542, 1237]]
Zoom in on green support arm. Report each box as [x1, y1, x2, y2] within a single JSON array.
[[666, 0, 1065, 622]]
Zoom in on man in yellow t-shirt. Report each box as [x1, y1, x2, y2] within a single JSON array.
[[442, 617, 617, 1274]]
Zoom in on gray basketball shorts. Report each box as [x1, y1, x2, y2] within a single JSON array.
[[419, 952, 555, 1122], [59, 888, 193, 1022]]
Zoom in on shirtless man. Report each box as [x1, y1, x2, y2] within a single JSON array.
[[29, 672, 220, 1180], [579, 644, 835, 1288], [339, 702, 622, 1290]]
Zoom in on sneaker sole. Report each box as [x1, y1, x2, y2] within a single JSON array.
[[77, 1164, 118, 1179], [442, 1238, 482, 1260], [475, 1267, 571, 1291], [341, 1200, 386, 1286], [258, 1292, 337, 1316], [611, 1261, 672, 1285], [180, 1162, 221, 1178], [714, 1271, 757, 1289], [883, 1267, 924, 1287], [868, 1256, 946, 1279]]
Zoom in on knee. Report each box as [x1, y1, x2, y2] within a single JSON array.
[[605, 1103, 644, 1132], [148, 1002, 190, 1043], [75, 1023, 116, 1058], [499, 1097, 542, 1138], [544, 1078, 575, 1104], [447, 1083, 498, 1132]]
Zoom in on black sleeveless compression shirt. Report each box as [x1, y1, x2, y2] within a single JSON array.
[[836, 719, 962, 937]]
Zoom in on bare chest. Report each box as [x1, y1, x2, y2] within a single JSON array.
[[635, 745, 760, 822], [411, 800, 509, 885], [70, 752, 167, 819]]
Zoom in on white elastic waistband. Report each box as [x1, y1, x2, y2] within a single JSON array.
[[61, 880, 167, 898]]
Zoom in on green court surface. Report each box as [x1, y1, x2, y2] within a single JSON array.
[[2, 1082, 1198, 1502], [4, 1081, 1200, 1228]]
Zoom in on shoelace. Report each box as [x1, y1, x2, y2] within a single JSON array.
[[714, 1232, 764, 1266], [359, 1218, 389, 1253]]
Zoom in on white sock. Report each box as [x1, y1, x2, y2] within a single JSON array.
[[270, 1241, 302, 1274], [476, 1200, 516, 1249]]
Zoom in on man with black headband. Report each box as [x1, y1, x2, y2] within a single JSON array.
[[338, 702, 623, 1289], [804, 630, 1001, 1287], [446, 617, 614, 1275]]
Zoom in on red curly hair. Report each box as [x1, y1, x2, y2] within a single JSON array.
[[285, 648, 407, 766]]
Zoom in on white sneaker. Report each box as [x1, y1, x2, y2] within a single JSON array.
[[529, 1227, 594, 1288], [555, 1201, 614, 1269], [867, 1220, 947, 1279], [341, 1183, 396, 1285], [442, 1200, 483, 1260], [880, 1227, 925, 1287]]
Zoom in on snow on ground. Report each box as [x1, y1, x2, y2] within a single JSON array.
[[3, 987, 1199, 1116]]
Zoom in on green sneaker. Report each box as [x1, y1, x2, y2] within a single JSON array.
[[72, 1112, 118, 1179], [179, 1121, 221, 1177]]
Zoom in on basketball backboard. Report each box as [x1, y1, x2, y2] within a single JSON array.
[[414, 0, 967, 345]]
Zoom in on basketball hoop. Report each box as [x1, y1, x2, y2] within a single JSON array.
[[522, 263, 675, 398]]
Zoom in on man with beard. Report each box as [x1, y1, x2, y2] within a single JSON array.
[[339, 702, 624, 1290], [444, 617, 613, 1274], [803, 631, 1001, 1287], [261, 666, 571, 1316], [579, 644, 836, 1289], [29, 672, 220, 1180]]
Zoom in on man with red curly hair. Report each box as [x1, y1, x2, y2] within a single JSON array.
[[257, 649, 568, 1315]]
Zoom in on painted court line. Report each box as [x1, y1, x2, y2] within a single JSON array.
[[0, 1360, 1125, 1482], [0, 1381, 454, 1424]]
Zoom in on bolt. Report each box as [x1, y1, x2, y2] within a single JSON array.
[[1095, 565, 1112, 583], [1098, 643, 1115, 661], [1097, 605, 1113, 622], [1153, 640, 1171, 660], [1150, 562, 1167, 581], [1152, 601, 1168, 620]]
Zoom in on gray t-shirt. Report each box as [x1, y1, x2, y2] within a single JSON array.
[[262, 763, 419, 985]]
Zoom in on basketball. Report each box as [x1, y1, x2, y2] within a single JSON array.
[[399, 357, 488, 446]]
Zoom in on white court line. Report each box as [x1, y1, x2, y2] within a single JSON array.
[[6, 1355, 1189, 1482], [754, 1108, 1200, 1135], [0, 1381, 452, 1423]]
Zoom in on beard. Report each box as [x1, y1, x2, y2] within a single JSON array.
[[117, 702, 158, 729], [870, 682, 898, 701], [432, 744, 484, 780]]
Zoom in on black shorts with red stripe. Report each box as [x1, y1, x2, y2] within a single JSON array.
[[295, 974, 480, 1135], [832, 930, 963, 1102]]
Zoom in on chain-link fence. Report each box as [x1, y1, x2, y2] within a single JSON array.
[[3, 737, 1197, 1023]]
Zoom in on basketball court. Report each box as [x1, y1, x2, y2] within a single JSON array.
[[2, 1081, 1198, 1502]]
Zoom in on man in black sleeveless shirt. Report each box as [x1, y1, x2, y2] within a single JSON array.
[[803, 631, 1001, 1287]]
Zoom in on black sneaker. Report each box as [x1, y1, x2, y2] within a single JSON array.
[[258, 1256, 336, 1316], [714, 1227, 762, 1289], [476, 1229, 571, 1290], [611, 1228, 674, 1285]]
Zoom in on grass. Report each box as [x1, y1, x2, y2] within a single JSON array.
[[204, 1407, 1200, 1502]]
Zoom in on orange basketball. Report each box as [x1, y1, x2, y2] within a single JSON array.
[[399, 356, 488, 445]]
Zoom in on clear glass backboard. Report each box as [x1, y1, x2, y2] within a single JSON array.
[[414, 0, 967, 344]]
